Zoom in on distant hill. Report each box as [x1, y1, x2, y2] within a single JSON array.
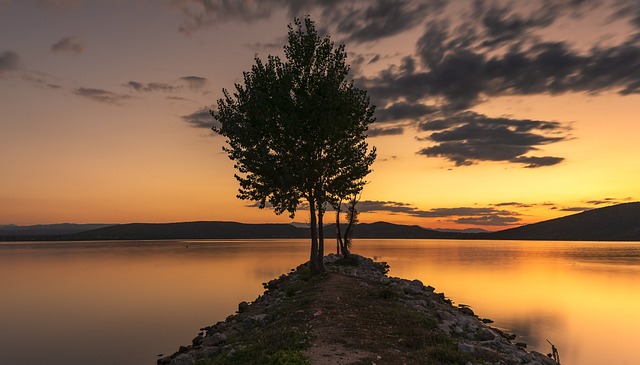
[[67, 221, 455, 241], [70, 221, 308, 240], [488, 202, 640, 241], [3, 202, 639, 241], [0, 223, 113, 238]]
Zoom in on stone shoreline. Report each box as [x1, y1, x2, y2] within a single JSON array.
[[160, 254, 560, 365]]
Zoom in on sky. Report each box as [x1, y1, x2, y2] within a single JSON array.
[[1, 0, 639, 231]]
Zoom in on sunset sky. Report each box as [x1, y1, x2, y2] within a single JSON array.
[[1, 0, 639, 231]]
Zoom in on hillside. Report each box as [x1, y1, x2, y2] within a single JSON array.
[[3, 202, 639, 242], [67, 221, 454, 240], [489, 202, 640, 241]]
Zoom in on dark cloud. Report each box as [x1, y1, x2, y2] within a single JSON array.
[[51, 36, 84, 54], [493, 202, 533, 208], [510, 156, 564, 168], [182, 106, 218, 129], [180, 76, 209, 90], [417, 111, 569, 167], [367, 126, 404, 137], [0, 50, 19, 77], [356, 200, 521, 226], [375, 101, 436, 123], [72, 87, 131, 105], [584, 197, 633, 205], [322, 0, 446, 43], [560, 206, 591, 212], [173, 0, 446, 43], [454, 215, 520, 226], [124, 81, 181, 93]]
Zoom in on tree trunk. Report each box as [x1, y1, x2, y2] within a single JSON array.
[[335, 203, 343, 254], [317, 205, 325, 272], [308, 196, 321, 274]]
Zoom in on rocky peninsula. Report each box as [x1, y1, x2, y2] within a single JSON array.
[[159, 255, 560, 365]]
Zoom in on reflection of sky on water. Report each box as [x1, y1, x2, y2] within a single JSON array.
[[1, 239, 638, 365]]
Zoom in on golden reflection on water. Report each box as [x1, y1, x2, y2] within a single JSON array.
[[1, 239, 639, 365]]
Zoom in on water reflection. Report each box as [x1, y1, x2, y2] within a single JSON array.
[[1, 239, 639, 365]]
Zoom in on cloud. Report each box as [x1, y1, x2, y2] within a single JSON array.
[[124, 81, 182, 93], [560, 206, 591, 212], [182, 106, 218, 129], [180, 75, 209, 90], [72, 87, 131, 105], [51, 36, 84, 54], [0, 50, 19, 77], [21, 70, 62, 89], [320, 0, 446, 43], [417, 111, 569, 167], [493, 202, 533, 208], [584, 197, 633, 205], [375, 101, 436, 123], [367, 126, 404, 137], [454, 215, 520, 226], [172, 0, 445, 42], [356, 200, 521, 226]]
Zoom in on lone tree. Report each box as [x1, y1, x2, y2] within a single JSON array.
[[213, 17, 376, 274]]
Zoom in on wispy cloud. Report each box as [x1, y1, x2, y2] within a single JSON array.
[[180, 76, 209, 90], [172, 0, 445, 41], [72, 87, 131, 105], [51, 36, 84, 54], [356, 200, 522, 226], [124, 81, 182, 93], [181, 106, 218, 129], [367, 126, 404, 137], [0, 50, 19, 77]]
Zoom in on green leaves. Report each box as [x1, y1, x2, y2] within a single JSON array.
[[213, 16, 375, 221]]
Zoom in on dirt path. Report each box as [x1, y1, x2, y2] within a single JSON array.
[[304, 273, 421, 365]]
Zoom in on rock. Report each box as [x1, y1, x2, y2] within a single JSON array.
[[169, 354, 194, 365], [250, 314, 268, 323], [458, 342, 475, 353], [191, 335, 203, 346], [475, 327, 496, 341], [516, 342, 527, 349], [203, 332, 227, 346], [237, 301, 249, 313], [437, 310, 455, 321], [459, 306, 475, 316]]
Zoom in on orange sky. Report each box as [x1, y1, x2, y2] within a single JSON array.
[[1, 1, 639, 231]]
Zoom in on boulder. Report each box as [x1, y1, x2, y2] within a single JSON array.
[[169, 354, 194, 365]]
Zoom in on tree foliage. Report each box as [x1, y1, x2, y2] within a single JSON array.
[[213, 17, 376, 273]]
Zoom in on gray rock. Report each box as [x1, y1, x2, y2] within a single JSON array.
[[203, 332, 227, 346], [458, 342, 475, 353], [237, 301, 249, 313], [459, 306, 475, 316], [170, 354, 194, 365], [475, 327, 496, 341], [250, 314, 268, 323]]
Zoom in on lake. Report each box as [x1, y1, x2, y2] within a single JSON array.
[[1, 239, 639, 365]]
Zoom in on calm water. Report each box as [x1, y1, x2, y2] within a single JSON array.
[[1, 239, 639, 365]]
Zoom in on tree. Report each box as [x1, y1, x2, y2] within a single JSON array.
[[335, 192, 360, 258], [213, 17, 376, 274]]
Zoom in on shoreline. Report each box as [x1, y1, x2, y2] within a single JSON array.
[[159, 254, 560, 365]]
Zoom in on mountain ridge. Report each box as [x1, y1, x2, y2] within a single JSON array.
[[2, 202, 639, 241]]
